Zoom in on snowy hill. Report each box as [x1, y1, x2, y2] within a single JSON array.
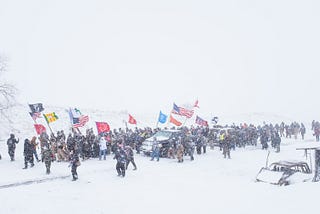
[[0, 104, 305, 140]]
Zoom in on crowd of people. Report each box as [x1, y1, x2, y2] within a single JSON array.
[[0, 121, 314, 181]]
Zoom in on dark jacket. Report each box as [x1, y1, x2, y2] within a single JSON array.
[[24, 140, 33, 156], [114, 149, 127, 164], [7, 137, 19, 149]]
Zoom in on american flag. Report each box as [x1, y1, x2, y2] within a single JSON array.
[[29, 112, 41, 121], [172, 103, 194, 118], [195, 116, 208, 126], [73, 115, 89, 128]]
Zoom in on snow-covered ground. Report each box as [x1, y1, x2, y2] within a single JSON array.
[[1, 131, 319, 213], [0, 106, 319, 214]]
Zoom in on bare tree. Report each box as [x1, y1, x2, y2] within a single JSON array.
[[0, 55, 17, 121]]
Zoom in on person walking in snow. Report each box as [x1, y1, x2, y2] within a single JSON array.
[[222, 134, 231, 159], [125, 145, 137, 170], [69, 150, 80, 181], [30, 136, 40, 162], [185, 134, 195, 161], [41, 141, 53, 174], [113, 146, 127, 177], [23, 139, 34, 169], [7, 133, 19, 161], [99, 135, 107, 160], [176, 143, 184, 163], [195, 135, 202, 155], [150, 138, 161, 161], [272, 132, 281, 153], [260, 130, 269, 150], [300, 123, 306, 140]]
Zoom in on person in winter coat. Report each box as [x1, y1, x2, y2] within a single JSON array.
[[260, 131, 269, 150], [113, 147, 127, 177], [176, 143, 184, 163], [7, 133, 19, 161], [300, 123, 306, 140], [195, 136, 202, 155], [69, 150, 80, 181], [41, 141, 53, 174], [202, 136, 208, 154], [272, 132, 281, 153], [67, 134, 75, 153], [23, 139, 34, 169], [222, 135, 231, 159], [167, 145, 175, 159], [150, 140, 161, 161], [125, 146, 137, 170], [30, 136, 40, 162], [185, 136, 195, 161], [99, 136, 107, 160]]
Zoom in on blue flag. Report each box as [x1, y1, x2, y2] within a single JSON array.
[[158, 111, 168, 124]]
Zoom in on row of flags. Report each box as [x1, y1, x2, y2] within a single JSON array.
[[28, 103, 139, 136], [28, 100, 217, 135], [157, 101, 209, 127]]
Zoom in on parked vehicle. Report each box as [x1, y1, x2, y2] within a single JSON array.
[[140, 130, 182, 157], [256, 160, 313, 186]]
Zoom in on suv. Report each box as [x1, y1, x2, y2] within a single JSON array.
[[256, 160, 313, 185], [140, 130, 182, 157]]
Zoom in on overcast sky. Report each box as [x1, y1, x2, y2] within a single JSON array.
[[0, 0, 319, 121]]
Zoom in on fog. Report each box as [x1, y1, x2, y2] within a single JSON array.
[[1, 0, 319, 121]]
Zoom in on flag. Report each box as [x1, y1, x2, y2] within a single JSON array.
[[73, 115, 89, 128], [29, 103, 44, 113], [169, 115, 182, 126], [68, 108, 89, 128], [171, 103, 194, 118], [128, 114, 137, 125], [44, 112, 58, 123], [195, 116, 208, 126], [212, 116, 219, 124], [96, 122, 110, 134], [34, 124, 46, 135], [70, 108, 82, 118], [158, 111, 167, 124], [29, 112, 41, 121], [194, 99, 200, 108]]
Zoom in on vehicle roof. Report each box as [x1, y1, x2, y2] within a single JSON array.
[[270, 160, 309, 167], [158, 130, 181, 133]]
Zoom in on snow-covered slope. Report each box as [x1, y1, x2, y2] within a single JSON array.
[[0, 104, 305, 140]]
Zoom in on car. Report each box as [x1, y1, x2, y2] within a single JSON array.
[[140, 130, 182, 157], [256, 160, 313, 186]]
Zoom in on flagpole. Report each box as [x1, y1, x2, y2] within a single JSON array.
[[29, 115, 39, 136], [76, 127, 82, 135], [67, 108, 74, 133], [28, 104, 40, 136], [43, 114, 54, 135], [182, 117, 188, 127], [156, 111, 160, 128], [167, 113, 172, 128]]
